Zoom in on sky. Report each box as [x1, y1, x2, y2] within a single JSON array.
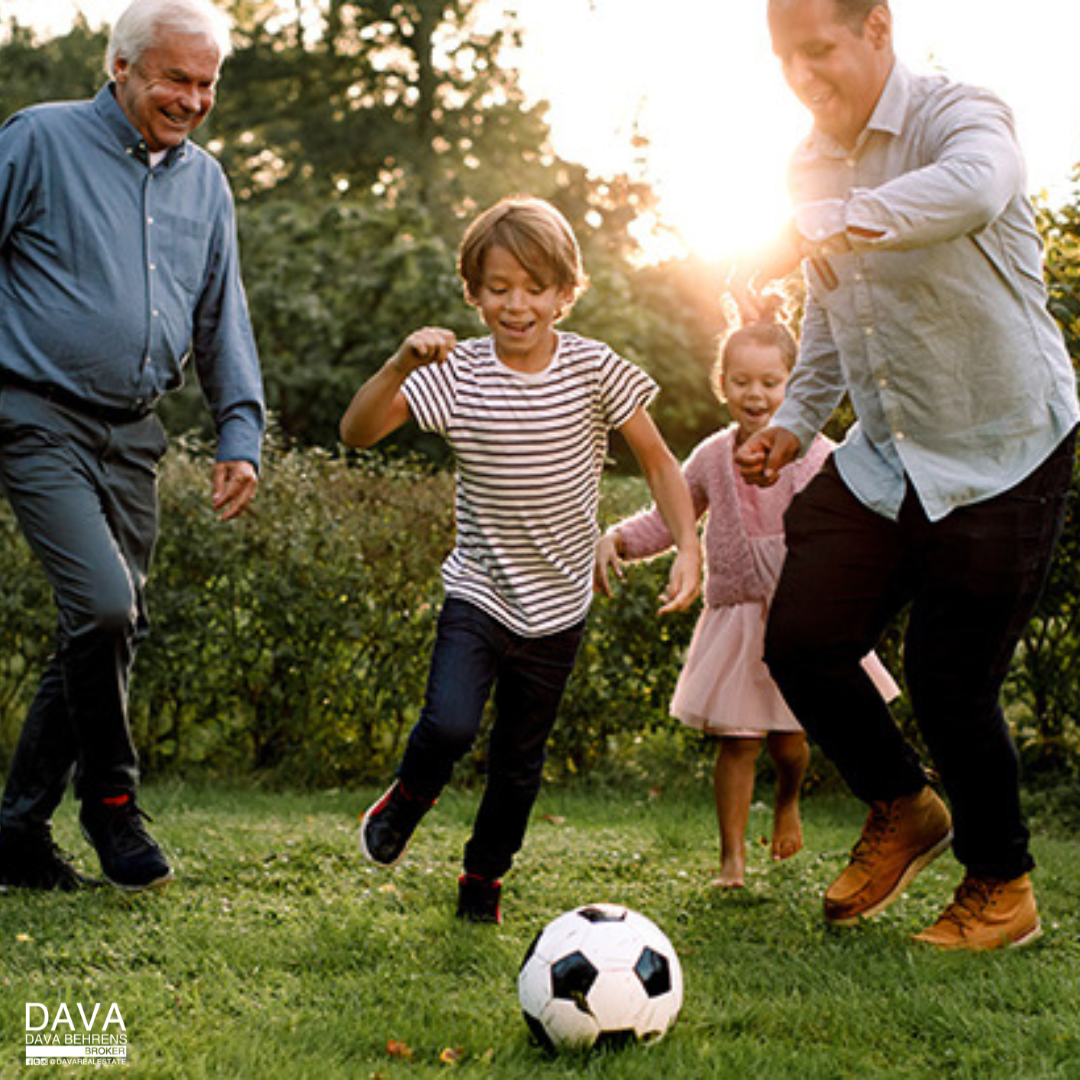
[[6, 0, 1080, 261]]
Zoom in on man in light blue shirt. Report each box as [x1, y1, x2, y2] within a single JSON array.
[[737, 0, 1078, 949], [0, 0, 265, 892]]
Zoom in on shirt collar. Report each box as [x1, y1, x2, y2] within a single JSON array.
[[802, 60, 908, 160], [92, 83, 189, 167]]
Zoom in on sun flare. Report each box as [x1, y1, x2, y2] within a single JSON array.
[[11, 0, 1080, 266], [512, 0, 1080, 265]]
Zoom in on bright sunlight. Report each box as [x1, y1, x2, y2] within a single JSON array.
[[505, 0, 1080, 264], [12, 0, 1080, 263]]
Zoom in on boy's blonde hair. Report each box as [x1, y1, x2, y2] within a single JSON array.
[[713, 292, 799, 402], [458, 196, 589, 306]]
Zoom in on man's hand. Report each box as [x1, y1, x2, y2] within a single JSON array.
[[212, 460, 258, 521], [734, 427, 801, 487]]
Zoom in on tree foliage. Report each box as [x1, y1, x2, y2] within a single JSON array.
[[1, 0, 722, 453], [0, 16, 107, 117]]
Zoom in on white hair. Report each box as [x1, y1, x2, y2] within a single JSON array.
[[106, 0, 232, 76]]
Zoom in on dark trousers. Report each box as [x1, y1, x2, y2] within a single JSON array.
[[0, 387, 167, 835], [399, 597, 585, 881], [764, 431, 1076, 881]]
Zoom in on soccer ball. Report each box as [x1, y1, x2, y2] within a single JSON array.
[[518, 902, 683, 1052]]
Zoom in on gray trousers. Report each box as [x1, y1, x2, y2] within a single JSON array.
[[0, 386, 168, 835]]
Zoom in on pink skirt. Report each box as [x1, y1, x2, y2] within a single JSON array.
[[671, 602, 899, 736]]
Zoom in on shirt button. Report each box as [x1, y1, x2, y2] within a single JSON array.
[[147, 217, 154, 224], [896, 431, 906, 441], [864, 327, 875, 337], [152, 310, 160, 318], [846, 158, 857, 168], [878, 377, 888, 388], [149, 263, 157, 271]]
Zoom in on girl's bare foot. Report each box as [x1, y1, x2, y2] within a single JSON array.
[[771, 803, 803, 861], [711, 857, 745, 889]]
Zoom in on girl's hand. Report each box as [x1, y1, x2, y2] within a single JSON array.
[[593, 531, 626, 598], [391, 327, 457, 374], [658, 545, 702, 615]]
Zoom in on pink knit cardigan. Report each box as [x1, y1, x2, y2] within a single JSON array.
[[616, 426, 833, 609]]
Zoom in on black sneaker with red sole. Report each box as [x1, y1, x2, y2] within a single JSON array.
[[359, 781, 434, 868], [456, 873, 502, 924], [0, 829, 99, 892], [80, 795, 173, 891]]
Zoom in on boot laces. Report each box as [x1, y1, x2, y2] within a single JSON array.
[[849, 801, 900, 866], [938, 877, 999, 930]]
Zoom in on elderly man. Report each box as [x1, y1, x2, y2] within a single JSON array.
[[736, 0, 1078, 949], [0, 0, 264, 891]]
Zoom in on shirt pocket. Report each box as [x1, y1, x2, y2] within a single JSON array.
[[156, 211, 212, 295]]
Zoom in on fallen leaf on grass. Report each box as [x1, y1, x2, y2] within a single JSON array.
[[541, 814, 565, 826], [15, 933, 33, 943], [439, 1047, 464, 1064], [386, 1039, 414, 1060]]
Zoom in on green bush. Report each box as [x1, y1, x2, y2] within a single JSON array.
[[130, 436, 454, 785], [1, 440, 1078, 787]]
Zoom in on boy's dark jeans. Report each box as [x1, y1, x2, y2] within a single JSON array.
[[765, 431, 1075, 882], [399, 598, 585, 881]]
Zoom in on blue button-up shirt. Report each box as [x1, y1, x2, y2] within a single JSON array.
[[0, 85, 264, 465], [774, 63, 1079, 522]]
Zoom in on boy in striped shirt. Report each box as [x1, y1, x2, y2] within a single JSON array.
[[340, 196, 700, 923]]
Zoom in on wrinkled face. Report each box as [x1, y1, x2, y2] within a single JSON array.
[[113, 31, 221, 151], [768, 0, 893, 149], [469, 245, 573, 371], [722, 343, 791, 440]]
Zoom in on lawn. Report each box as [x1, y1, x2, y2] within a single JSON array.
[[2, 778, 1079, 1078]]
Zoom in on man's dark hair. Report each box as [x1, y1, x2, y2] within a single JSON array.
[[833, 0, 889, 32]]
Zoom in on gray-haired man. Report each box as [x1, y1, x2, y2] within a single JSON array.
[[0, 0, 264, 891]]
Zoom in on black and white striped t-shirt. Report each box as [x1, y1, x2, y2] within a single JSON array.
[[402, 332, 658, 636]]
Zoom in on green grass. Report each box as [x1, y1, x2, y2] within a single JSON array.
[[2, 780, 1080, 1078]]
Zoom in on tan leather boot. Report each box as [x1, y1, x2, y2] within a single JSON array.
[[824, 787, 953, 925], [913, 873, 1042, 951]]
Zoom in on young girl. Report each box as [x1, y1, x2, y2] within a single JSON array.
[[595, 299, 898, 889], [341, 196, 701, 923]]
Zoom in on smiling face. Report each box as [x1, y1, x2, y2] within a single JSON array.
[[113, 30, 221, 151], [721, 342, 792, 441], [469, 245, 574, 372], [768, 0, 893, 149]]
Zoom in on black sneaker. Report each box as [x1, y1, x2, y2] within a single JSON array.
[[456, 873, 502, 924], [80, 795, 173, 891], [0, 829, 97, 892], [359, 781, 433, 867]]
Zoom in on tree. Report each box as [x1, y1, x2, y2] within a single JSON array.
[[0, 3, 723, 453], [207, 0, 558, 215], [0, 16, 106, 116]]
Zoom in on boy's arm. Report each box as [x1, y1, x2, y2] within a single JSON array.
[[617, 407, 701, 615], [339, 327, 456, 448]]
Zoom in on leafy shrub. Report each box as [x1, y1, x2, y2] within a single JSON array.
[[129, 436, 453, 785], [1, 441, 1078, 787]]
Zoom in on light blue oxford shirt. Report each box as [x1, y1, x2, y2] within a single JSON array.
[[0, 85, 264, 465], [773, 62, 1079, 522]]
